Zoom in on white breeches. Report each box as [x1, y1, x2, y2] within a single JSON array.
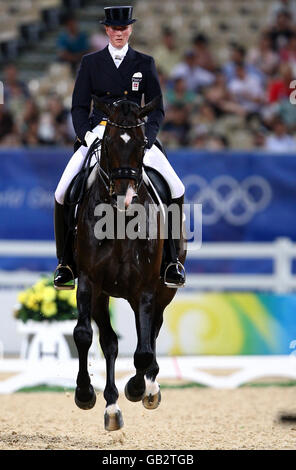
[[55, 124, 185, 205]]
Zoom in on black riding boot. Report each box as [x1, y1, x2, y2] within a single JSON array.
[[163, 195, 186, 288], [53, 199, 75, 290]]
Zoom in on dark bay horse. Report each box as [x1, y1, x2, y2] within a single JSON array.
[[73, 96, 186, 431]]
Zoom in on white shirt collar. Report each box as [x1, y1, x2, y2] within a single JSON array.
[[108, 42, 129, 59]]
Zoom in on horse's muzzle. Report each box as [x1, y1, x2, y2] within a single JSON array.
[[111, 185, 138, 211]]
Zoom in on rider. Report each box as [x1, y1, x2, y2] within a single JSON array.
[[54, 5, 186, 290]]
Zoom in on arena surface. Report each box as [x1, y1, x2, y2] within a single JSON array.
[[0, 387, 295, 450]]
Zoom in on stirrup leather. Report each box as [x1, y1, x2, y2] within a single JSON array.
[[164, 260, 186, 288], [54, 264, 75, 291]]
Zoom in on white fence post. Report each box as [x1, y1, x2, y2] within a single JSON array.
[[274, 238, 294, 294]]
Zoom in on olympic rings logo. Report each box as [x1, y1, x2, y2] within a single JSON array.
[[184, 175, 272, 226]]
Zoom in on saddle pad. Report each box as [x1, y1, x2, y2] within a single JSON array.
[[142, 169, 166, 224]]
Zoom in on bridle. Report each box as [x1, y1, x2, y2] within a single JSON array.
[[106, 119, 145, 130], [96, 117, 148, 198]]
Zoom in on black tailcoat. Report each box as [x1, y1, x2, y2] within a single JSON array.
[[71, 45, 164, 148]]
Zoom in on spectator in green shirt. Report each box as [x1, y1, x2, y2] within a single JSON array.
[[57, 12, 90, 74]]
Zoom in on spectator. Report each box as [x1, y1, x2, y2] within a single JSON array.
[[20, 99, 40, 140], [37, 111, 57, 146], [3, 63, 30, 127], [204, 70, 248, 117], [280, 33, 296, 74], [90, 28, 109, 52], [265, 116, 296, 151], [0, 105, 19, 146], [266, 9, 294, 51], [190, 129, 229, 150], [171, 49, 215, 92], [153, 27, 182, 77], [47, 94, 71, 144], [268, 62, 293, 103], [191, 132, 208, 149], [192, 33, 215, 72], [57, 12, 90, 74], [22, 119, 42, 147], [268, 0, 296, 24], [165, 77, 196, 111], [228, 62, 265, 115], [247, 33, 279, 77], [191, 102, 220, 137], [3, 63, 30, 104], [207, 134, 229, 150], [160, 104, 191, 147], [277, 97, 296, 129], [223, 43, 262, 84], [252, 130, 267, 148]]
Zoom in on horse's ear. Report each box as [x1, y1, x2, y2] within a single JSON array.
[[138, 95, 162, 119], [92, 95, 111, 117]]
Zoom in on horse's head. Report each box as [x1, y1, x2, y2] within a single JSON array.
[[92, 95, 161, 209]]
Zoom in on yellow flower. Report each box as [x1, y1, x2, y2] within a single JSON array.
[[42, 286, 56, 303], [41, 301, 57, 317], [18, 290, 29, 304], [68, 290, 77, 309], [26, 293, 40, 311], [57, 290, 72, 301], [34, 279, 47, 294]]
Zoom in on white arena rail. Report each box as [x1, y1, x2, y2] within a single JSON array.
[[0, 237, 296, 292], [187, 237, 296, 293]]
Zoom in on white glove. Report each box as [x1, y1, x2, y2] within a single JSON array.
[[85, 131, 99, 148]]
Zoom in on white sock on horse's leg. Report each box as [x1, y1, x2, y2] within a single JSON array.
[[144, 376, 160, 396], [105, 403, 121, 415]]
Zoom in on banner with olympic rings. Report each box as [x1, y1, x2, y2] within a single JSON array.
[[171, 149, 296, 242]]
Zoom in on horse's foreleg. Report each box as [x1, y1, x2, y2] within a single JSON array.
[[92, 293, 123, 432], [125, 292, 155, 402], [142, 308, 164, 410], [73, 274, 96, 410]]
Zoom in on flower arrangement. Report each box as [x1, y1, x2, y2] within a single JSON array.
[[14, 276, 78, 323]]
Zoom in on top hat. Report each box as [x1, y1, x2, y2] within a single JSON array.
[[100, 6, 136, 26]]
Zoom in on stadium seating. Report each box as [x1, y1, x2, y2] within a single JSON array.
[[0, 0, 289, 149]]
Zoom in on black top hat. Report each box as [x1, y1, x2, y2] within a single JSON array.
[[100, 6, 136, 26]]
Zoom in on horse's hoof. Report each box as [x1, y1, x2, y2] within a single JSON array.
[[142, 390, 161, 410], [104, 409, 124, 432], [124, 381, 145, 402], [74, 385, 96, 410]]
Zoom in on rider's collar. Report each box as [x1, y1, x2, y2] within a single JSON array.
[[108, 42, 129, 60]]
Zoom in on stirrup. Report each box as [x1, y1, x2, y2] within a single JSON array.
[[164, 260, 186, 288], [54, 264, 75, 291]]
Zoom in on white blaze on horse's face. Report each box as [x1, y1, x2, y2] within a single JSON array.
[[120, 132, 131, 144]]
